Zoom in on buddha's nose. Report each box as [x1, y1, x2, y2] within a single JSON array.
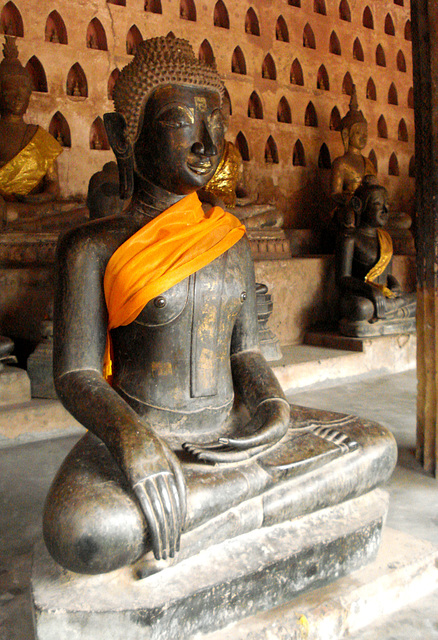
[[192, 123, 217, 157]]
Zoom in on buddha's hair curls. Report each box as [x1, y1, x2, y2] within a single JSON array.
[[113, 34, 224, 144]]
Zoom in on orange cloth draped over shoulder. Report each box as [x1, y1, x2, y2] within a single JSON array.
[[103, 191, 246, 381], [364, 228, 395, 299]]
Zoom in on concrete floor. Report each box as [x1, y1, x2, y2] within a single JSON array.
[[0, 369, 437, 639]]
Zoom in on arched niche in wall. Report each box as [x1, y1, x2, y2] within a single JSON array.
[[275, 15, 289, 42], [248, 91, 263, 119], [329, 31, 341, 55], [0, 2, 23, 36], [409, 155, 415, 177], [314, 0, 326, 16], [317, 64, 329, 90], [353, 38, 364, 61], [213, 0, 229, 29], [318, 143, 331, 169], [398, 118, 408, 142], [303, 23, 316, 49], [304, 101, 318, 127], [107, 68, 120, 100], [107, 0, 126, 5], [376, 44, 386, 67], [49, 111, 71, 147], [388, 82, 398, 105], [198, 40, 214, 65], [342, 72, 353, 96], [329, 106, 341, 131], [265, 136, 279, 164], [86, 18, 108, 51], [368, 149, 378, 172], [288, 0, 301, 7], [388, 152, 399, 176], [25, 56, 48, 92], [384, 13, 395, 36], [377, 115, 388, 139], [293, 139, 306, 166], [397, 50, 406, 72], [394, 0, 404, 5], [290, 58, 304, 85], [66, 63, 88, 98], [339, 0, 351, 22], [245, 7, 260, 36], [45, 11, 67, 44], [235, 132, 249, 161], [362, 6, 374, 29], [408, 87, 414, 108], [223, 87, 233, 116], [262, 53, 276, 80], [277, 96, 292, 123], [366, 77, 377, 101], [90, 116, 110, 150], [180, 0, 196, 21], [126, 25, 142, 55], [144, 0, 162, 13], [404, 20, 412, 41], [231, 47, 246, 74]]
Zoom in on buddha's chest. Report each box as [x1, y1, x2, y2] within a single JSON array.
[[353, 233, 379, 272]]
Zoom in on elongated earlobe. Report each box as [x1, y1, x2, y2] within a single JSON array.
[[104, 113, 134, 200]]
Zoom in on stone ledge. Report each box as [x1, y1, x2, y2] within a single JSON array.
[[197, 527, 438, 640]]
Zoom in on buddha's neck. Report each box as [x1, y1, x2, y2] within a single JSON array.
[[132, 174, 187, 217], [346, 146, 363, 157]]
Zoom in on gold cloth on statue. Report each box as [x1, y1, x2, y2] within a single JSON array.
[[103, 191, 246, 381], [364, 228, 395, 298], [204, 141, 241, 207], [0, 127, 62, 197]]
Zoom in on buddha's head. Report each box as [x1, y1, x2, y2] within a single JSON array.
[[107, 35, 225, 197], [340, 85, 367, 153], [0, 37, 32, 117], [354, 175, 389, 228]]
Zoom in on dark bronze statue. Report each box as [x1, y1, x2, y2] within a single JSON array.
[[336, 176, 416, 337], [43, 36, 396, 578]]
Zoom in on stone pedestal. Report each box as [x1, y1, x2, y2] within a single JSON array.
[[0, 365, 31, 408], [32, 490, 388, 640]]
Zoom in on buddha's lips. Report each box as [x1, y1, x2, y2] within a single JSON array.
[[187, 158, 213, 175]]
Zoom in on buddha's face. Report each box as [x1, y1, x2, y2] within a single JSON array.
[[348, 122, 368, 151], [0, 74, 32, 116], [362, 189, 389, 228], [134, 84, 224, 195]]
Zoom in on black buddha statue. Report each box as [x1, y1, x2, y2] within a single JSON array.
[[336, 175, 416, 337], [43, 36, 396, 578]]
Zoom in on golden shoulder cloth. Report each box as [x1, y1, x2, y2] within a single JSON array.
[[364, 228, 395, 298], [204, 141, 242, 207], [0, 127, 62, 197], [103, 191, 246, 381]]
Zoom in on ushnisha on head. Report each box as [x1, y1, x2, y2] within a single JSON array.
[[339, 85, 367, 153], [113, 34, 224, 145]]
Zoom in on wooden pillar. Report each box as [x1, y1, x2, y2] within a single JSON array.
[[411, 1, 438, 476]]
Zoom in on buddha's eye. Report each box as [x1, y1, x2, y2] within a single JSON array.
[[157, 105, 194, 129]]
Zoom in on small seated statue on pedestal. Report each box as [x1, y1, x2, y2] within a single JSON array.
[[336, 176, 416, 337], [43, 35, 396, 578], [0, 37, 86, 232]]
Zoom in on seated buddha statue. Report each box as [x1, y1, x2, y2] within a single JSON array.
[[199, 92, 284, 230], [0, 37, 86, 232], [336, 175, 416, 337], [43, 35, 396, 577], [330, 85, 410, 236]]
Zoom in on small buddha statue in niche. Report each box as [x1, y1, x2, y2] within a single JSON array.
[[0, 37, 62, 225], [199, 91, 284, 230], [43, 35, 395, 578], [336, 176, 416, 337]]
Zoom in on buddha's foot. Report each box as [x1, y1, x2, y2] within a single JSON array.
[[340, 316, 416, 337]]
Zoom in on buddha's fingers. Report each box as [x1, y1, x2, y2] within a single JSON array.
[[156, 474, 177, 558], [164, 447, 187, 535], [133, 480, 163, 560]]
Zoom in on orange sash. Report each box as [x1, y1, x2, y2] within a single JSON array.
[[103, 191, 246, 381]]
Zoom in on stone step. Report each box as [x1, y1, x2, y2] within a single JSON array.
[[196, 527, 438, 640], [272, 332, 416, 392]]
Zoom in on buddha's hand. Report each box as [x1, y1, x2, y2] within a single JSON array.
[[184, 398, 290, 463], [122, 433, 186, 561]]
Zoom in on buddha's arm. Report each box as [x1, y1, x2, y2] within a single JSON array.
[[53, 228, 186, 560], [330, 159, 348, 204]]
